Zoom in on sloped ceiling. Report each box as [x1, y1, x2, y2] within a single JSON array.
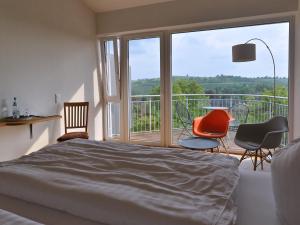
[[82, 0, 176, 12]]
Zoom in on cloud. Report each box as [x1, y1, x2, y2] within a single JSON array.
[[129, 38, 160, 80], [129, 22, 289, 79]]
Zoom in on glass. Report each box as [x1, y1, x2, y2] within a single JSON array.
[[104, 40, 119, 97], [24, 108, 30, 117], [106, 102, 120, 140], [128, 37, 161, 144], [171, 22, 289, 147]]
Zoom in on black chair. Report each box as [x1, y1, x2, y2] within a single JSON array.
[[235, 116, 288, 171], [229, 103, 249, 131], [175, 101, 193, 139]]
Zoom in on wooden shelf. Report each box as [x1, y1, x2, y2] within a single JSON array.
[[0, 115, 62, 138]]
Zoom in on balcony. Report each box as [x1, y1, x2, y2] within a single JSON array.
[[110, 94, 288, 152]]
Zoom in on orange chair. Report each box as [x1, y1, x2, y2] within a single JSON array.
[[192, 109, 231, 152]]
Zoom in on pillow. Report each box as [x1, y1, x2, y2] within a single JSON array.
[[271, 138, 300, 225]]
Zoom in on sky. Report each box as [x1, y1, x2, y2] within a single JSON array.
[[128, 22, 289, 80]]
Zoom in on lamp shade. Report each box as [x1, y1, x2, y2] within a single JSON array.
[[232, 43, 256, 62]]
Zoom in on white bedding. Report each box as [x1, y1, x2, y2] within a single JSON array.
[[0, 209, 42, 225], [236, 169, 280, 225], [0, 139, 240, 225], [0, 194, 103, 225]]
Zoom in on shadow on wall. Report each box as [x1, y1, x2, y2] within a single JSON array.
[[0, 0, 100, 162], [0, 66, 102, 162]]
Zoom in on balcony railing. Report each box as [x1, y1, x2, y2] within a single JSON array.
[[130, 94, 288, 135]]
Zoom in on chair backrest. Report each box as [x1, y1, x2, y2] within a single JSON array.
[[260, 116, 289, 149], [201, 109, 231, 133], [64, 102, 89, 134], [175, 101, 193, 127], [230, 103, 249, 124], [264, 116, 289, 132]]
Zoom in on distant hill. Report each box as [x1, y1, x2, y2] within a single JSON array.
[[131, 78, 160, 95], [131, 75, 288, 95]]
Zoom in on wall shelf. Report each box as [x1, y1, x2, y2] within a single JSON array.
[[0, 115, 62, 139]]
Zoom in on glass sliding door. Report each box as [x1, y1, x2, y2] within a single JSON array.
[[171, 22, 290, 149], [100, 21, 291, 148], [127, 36, 162, 145]]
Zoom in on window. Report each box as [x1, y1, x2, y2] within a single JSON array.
[[99, 19, 292, 149], [101, 39, 121, 140], [128, 37, 162, 144], [171, 22, 290, 148]]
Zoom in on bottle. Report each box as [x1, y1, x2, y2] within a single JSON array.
[[12, 97, 20, 119]]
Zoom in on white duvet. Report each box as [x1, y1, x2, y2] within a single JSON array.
[[0, 209, 42, 225], [0, 139, 239, 225]]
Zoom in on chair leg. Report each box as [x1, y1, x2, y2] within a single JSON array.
[[260, 148, 264, 170], [220, 138, 228, 154], [177, 129, 185, 140], [254, 150, 258, 171], [240, 150, 247, 163]]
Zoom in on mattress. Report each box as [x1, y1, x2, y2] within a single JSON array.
[[0, 139, 240, 225]]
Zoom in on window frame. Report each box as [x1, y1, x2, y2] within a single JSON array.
[[100, 38, 121, 102], [99, 37, 121, 140], [98, 15, 295, 144], [121, 32, 169, 146]]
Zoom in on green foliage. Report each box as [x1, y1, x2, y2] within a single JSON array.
[[131, 78, 159, 95], [132, 78, 208, 131], [262, 85, 287, 96], [149, 78, 205, 95], [262, 85, 288, 101], [131, 75, 288, 96], [173, 79, 205, 94], [130, 75, 289, 133]]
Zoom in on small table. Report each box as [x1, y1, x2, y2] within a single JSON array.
[[178, 137, 220, 152]]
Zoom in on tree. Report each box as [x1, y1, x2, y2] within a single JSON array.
[[150, 78, 205, 95], [262, 85, 288, 104]]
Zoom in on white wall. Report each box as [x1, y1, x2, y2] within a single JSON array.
[[96, 0, 298, 35], [0, 0, 102, 161]]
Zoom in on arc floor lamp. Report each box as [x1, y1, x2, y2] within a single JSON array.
[[232, 38, 276, 116]]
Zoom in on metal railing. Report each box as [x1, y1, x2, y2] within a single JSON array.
[[130, 94, 288, 134]]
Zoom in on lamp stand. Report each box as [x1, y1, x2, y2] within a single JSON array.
[[245, 38, 276, 117]]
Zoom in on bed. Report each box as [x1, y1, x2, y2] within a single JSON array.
[[0, 208, 42, 225], [0, 139, 273, 225], [236, 169, 280, 225], [0, 170, 280, 225]]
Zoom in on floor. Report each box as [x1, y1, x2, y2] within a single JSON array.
[[234, 156, 271, 172], [129, 130, 243, 152]]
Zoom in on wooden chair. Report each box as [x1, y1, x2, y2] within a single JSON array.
[[57, 102, 89, 142]]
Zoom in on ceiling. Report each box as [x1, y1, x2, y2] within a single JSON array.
[[82, 0, 176, 12]]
